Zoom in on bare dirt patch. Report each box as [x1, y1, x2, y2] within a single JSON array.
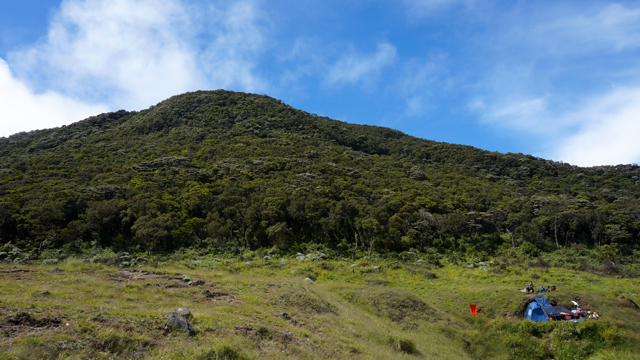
[[116, 269, 162, 281], [0, 312, 63, 345], [203, 289, 238, 304], [0, 269, 32, 274]]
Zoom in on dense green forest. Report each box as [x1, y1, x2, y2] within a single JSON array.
[[1, 90, 639, 267]]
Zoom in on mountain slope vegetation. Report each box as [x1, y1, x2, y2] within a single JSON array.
[[0, 90, 639, 269]]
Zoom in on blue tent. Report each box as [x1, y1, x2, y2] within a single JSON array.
[[525, 300, 549, 321], [524, 296, 553, 322]]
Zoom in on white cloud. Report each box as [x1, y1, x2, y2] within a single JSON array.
[[552, 88, 640, 167], [326, 42, 396, 87], [7, 0, 266, 112], [0, 58, 108, 137], [11, 0, 199, 109]]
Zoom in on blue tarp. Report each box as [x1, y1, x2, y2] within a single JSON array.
[[534, 296, 552, 308], [543, 306, 575, 318], [525, 300, 549, 321]]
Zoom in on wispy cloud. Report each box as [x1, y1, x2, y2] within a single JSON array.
[[526, 3, 640, 55], [473, 95, 549, 133], [397, 53, 450, 116], [326, 42, 397, 87], [197, 0, 267, 92], [403, 0, 477, 17]]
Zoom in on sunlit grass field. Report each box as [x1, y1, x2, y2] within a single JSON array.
[[1, 255, 639, 359]]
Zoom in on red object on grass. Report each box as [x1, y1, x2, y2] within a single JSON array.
[[470, 304, 477, 315]]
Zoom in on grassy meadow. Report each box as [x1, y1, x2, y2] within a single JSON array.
[[1, 252, 640, 359]]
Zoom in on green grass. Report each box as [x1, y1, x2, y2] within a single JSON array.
[[1, 256, 639, 359]]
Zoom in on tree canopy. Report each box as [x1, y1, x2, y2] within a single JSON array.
[[1, 90, 639, 260]]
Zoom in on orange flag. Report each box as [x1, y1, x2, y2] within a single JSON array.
[[470, 304, 477, 315]]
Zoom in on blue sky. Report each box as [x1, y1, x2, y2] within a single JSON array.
[[1, 0, 640, 166]]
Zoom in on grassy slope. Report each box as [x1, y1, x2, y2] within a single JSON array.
[[1, 258, 639, 359]]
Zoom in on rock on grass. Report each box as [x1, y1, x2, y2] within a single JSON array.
[[165, 312, 196, 336], [174, 308, 192, 319]]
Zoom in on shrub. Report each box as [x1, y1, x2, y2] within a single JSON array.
[[387, 335, 417, 354], [520, 242, 539, 257]]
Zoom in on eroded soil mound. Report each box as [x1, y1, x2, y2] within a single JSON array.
[[341, 288, 439, 324], [275, 287, 336, 315]]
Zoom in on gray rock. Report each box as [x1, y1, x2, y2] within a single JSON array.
[[188, 280, 205, 286], [100, 306, 109, 311], [165, 312, 196, 336], [174, 308, 192, 319], [304, 277, 314, 284], [263, 256, 271, 260], [39, 290, 50, 295]]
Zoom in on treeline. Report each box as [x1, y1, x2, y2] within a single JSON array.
[[0, 90, 639, 263]]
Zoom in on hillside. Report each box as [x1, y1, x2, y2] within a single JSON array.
[[0, 90, 639, 270]]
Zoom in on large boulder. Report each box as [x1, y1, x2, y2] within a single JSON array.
[[165, 312, 196, 336]]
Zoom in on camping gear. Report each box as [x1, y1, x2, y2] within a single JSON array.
[[524, 296, 581, 322], [470, 304, 477, 315], [543, 305, 579, 321]]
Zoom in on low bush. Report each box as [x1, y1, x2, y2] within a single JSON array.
[[387, 335, 417, 354]]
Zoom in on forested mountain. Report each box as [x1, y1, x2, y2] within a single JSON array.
[[1, 90, 639, 261]]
